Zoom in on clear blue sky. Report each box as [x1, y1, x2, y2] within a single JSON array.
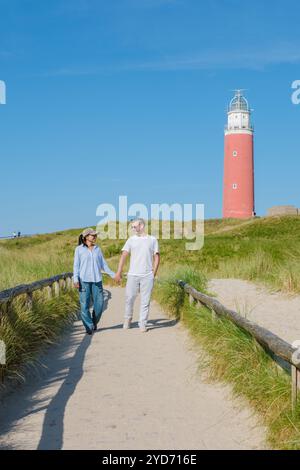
[[1, 0, 300, 235]]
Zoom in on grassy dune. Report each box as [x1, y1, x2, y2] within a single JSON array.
[[0, 228, 123, 291], [1, 215, 300, 293]]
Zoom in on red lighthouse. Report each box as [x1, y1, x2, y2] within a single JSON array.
[[223, 90, 255, 219]]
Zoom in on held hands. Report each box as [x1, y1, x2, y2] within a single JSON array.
[[114, 272, 122, 284], [74, 282, 80, 289]]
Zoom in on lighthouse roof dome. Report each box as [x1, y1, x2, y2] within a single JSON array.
[[229, 91, 249, 112]]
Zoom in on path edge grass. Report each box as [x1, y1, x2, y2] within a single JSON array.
[[154, 265, 300, 450], [0, 289, 79, 392]]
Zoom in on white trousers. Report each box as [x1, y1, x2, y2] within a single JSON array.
[[125, 274, 154, 326]]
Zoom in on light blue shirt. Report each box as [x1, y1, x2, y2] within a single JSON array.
[[73, 244, 115, 283]]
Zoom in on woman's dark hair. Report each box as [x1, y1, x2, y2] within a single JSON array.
[[78, 234, 87, 246]]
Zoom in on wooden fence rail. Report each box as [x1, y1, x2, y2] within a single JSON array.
[[0, 273, 73, 319], [178, 280, 300, 412]]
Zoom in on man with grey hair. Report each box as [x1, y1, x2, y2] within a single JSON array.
[[115, 218, 160, 332]]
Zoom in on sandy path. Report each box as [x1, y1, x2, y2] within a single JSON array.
[[0, 287, 265, 450], [209, 279, 300, 345]]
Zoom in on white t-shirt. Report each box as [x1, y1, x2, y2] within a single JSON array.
[[122, 235, 159, 277]]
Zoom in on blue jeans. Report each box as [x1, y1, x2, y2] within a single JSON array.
[[79, 281, 104, 331]]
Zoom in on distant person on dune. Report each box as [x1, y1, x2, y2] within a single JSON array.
[[73, 228, 117, 335]]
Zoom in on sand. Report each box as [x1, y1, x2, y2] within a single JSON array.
[[209, 279, 300, 345], [0, 286, 265, 450]]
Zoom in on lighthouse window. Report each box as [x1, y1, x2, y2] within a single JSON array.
[[233, 151, 238, 157], [232, 183, 238, 189]]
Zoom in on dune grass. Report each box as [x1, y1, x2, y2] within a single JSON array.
[[0, 288, 79, 388], [0, 228, 122, 290], [154, 266, 300, 450], [1, 215, 300, 293]]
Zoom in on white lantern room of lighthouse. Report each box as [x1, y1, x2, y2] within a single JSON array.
[[225, 90, 253, 134]]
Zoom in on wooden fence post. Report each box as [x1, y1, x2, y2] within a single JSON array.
[[0, 340, 5, 383], [59, 279, 63, 291], [66, 277, 72, 290], [54, 281, 60, 297], [292, 365, 298, 412], [211, 308, 218, 321], [26, 292, 33, 310], [1, 302, 8, 317], [46, 285, 52, 299]]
